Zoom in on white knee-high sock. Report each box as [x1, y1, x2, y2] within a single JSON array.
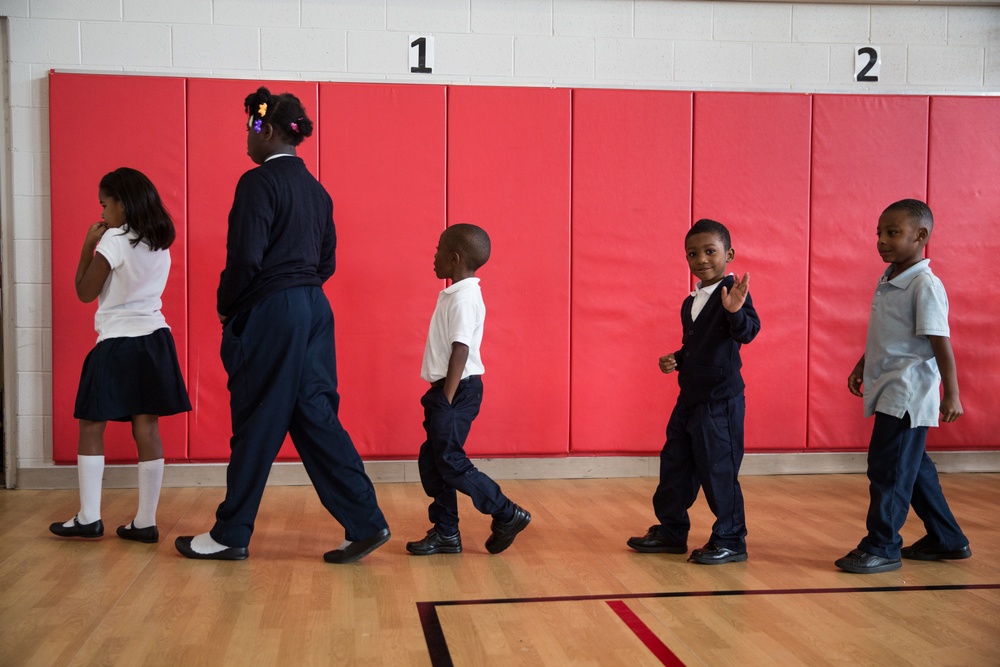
[[73, 455, 104, 525], [133, 458, 164, 529]]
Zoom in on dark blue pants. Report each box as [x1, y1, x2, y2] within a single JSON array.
[[417, 376, 512, 536], [211, 286, 388, 548], [652, 396, 747, 551], [859, 412, 967, 559]]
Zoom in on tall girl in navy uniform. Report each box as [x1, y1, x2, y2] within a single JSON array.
[[49, 167, 191, 544], [175, 87, 389, 563]]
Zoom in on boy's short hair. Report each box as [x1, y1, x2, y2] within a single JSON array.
[[687, 218, 731, 250], [445, 223, 491, 271], [883, 199, 934, 233]]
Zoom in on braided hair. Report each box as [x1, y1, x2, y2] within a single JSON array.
[[244, 86, 314, 147]]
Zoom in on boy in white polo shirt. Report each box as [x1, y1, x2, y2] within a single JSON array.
[[835, 199, 970, 574], [406, 224, 530, 556]]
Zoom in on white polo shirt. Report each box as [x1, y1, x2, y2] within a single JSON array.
[[863, 259, 950, 428], [93, 227, 170, 343], [420, 277, 485, 383]]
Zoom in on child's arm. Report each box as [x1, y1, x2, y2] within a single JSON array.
[[75, 222, 112, 303], [848, 354, 865, 397], [928, 335, 963, 422], [443, 342, 470, 404]]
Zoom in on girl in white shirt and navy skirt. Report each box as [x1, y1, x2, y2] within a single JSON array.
[[49, 167, 191, 544]]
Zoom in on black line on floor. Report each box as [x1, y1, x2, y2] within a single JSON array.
[[416, 583, 1000, 666]]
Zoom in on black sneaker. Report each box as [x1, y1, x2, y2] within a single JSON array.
[[406, 528, 462, 555]]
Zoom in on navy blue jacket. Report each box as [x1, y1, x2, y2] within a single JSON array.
[[673, 274, 760, 405], [217, 156, 336, 319]]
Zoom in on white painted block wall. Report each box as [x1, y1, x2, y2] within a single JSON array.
[[2, 0, 998, 472]]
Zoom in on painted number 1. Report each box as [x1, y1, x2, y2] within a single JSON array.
[[410, 36, 433, 74]]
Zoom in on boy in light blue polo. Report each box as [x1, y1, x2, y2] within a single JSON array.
[[835, 199, 970, 574]]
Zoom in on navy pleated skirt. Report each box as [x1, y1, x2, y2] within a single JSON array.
[[74, 327, 192, 422]]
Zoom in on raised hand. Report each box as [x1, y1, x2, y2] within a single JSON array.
[[720, 272, 750, 313]]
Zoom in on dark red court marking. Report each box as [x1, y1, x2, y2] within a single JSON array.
[[607, 599, 686, 666], [417, 583, 1000, 667]]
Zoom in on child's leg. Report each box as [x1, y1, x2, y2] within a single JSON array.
[[909, 450, 968, 548], [859, 412, 926, 558], [131, 415, 164, 529], [423, 377, 514, 524], [417, 434, 459, 535], [651, 402, 698, 546], [74, 419, 106, 525], [690, 397, 747, 551]]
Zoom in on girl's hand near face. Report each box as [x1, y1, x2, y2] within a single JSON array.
[[84, 222, 108, 249]]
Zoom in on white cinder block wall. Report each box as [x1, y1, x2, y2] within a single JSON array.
[[2, 0, 998, 480]]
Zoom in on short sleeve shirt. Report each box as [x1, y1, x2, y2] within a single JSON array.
[[420, 278, 485, 382], [93, 227, 170, 342], [863, 259, 949, 427]]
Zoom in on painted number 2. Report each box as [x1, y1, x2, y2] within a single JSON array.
[[410, 36, 433, 74], [855, 46, 880, 82]]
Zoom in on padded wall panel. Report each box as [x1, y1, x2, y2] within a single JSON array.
[[692, 93, 811, 451], [50, 73, 189, 463], [447, 87, 572, 456], [319, 83, 447, 458], [185, 79, 318, 461], [926, 97, 1000, 450], [570, 90, 693, 454], [809, 95, 928, 450]]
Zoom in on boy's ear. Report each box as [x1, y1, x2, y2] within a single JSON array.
[[916, 226, 929, 242], [727, 247, 736, 262]]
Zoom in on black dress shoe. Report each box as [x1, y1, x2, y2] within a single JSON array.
[[117, 523, 159, 543], [406, 529, 462, 555], [901, 536, 972, 561], [835, 548, 901, 573], [485, 504, 530, 554], [174, 536, 248, 561], [324, 528, 391, 564], [689, 543, 748, 565], [49, 516, 104, 539], [627, 527, 687, 554]]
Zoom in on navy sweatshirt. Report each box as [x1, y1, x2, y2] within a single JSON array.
[[217, 156, 336, 318], [673, 274, 761, 405]]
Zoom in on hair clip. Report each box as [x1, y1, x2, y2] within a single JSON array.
[[253, 119, 263, 133], [289, 121, 298, 133], [258, 103, 268, 118]]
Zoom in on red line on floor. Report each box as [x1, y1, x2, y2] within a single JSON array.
[[606, 599, 686, 667]]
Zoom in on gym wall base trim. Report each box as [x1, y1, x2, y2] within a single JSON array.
[[13, 451, 1000, 490]]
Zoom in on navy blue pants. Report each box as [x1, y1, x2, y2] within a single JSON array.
[[211, 286, 388, 548], [417, 376, 513, 536], [652, 396, 747, 551], [858, 412, 967, 559]]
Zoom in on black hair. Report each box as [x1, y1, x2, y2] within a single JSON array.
[[883, 198, 934, 233], [245, 86, 314, 147], [444, 223, 491, 271], [686, 218, 731, 250], [98, 167, 175, 251]]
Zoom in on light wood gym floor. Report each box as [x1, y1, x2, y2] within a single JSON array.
[[1, 473, 998, 666]]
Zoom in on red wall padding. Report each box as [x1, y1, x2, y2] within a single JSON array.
[[570, 90, 693, 454], [185, 79, 318, 461], [691, 93, 812, 451], [808, 95, 929, 450], [319, 83, 447, 458], [49, 73, 189, 463], [926, 97, 1000, 449], [446, 87, 572, 456], [49, 74, 1000, 461]]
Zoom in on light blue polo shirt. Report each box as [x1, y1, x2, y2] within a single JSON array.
[[863, 259, 950, 428]]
